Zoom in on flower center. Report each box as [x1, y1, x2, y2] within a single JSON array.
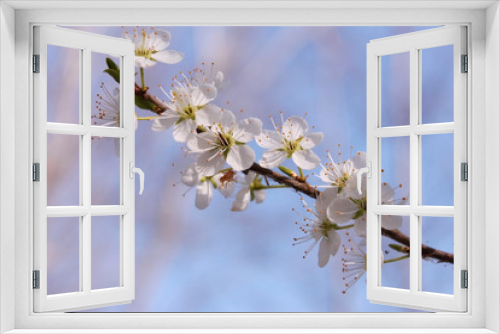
[[283, 137, 302, 157], [215, 131, 234, 155], [181, 105, 197, 120]]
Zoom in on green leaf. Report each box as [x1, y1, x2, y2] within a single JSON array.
[[135, 95, 157, 111], [104, 69, 120, 83], [106, 57, 119, 71]]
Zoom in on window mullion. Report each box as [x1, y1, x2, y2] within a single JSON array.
[[82, 47, 92, 294], [409, 47, 420, 294]]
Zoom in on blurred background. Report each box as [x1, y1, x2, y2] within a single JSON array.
[[45, 26, 454, 312]]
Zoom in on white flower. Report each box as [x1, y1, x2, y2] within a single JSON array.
[[152, 67, 225, 143], [152, 86, 217, 142], [180, 164, 235, 210], [187, 107, 262, 176], [231, 171, 266, 212], [319, 151, 366, 192], [123, 27, 184, 69], [256, 114, 323, 170], [293, 188, 341, 268], [92, 83, 138, 156], [328, 180, 405, 238], [341, 233, 384, 294]]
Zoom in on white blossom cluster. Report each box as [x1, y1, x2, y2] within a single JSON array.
[[93, 28, 411, 291]]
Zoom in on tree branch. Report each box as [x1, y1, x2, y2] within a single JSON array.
[[134, 83, 168, 114], [247, 162, 454, 264]]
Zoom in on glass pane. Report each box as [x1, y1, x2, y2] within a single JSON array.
[[421, 133, 454, 206], [92, 52, 121, 127], [47, 217, 80, 295], [381, 136, 410, 205], [421, 217, 454, 294], [47, 45, 81, 124], [92, 216, 121, 290], [380, 215, 410, 290], [421, 45, 454, 124], [47, 134, 80, 206], [91, 137, 121, 205], [381, 52, 410, 127]]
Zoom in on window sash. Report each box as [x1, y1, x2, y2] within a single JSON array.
[[366, 26, 468, 312], [32, 25, 136, 313]]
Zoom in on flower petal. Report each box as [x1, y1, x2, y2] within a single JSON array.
[[259, 150, 287, 169], [181, 164, 199, 187], [218, 180, 234, 198], [196, 104, 222, 127], [199, 83, 218, 101], [135, 57, 156, 69], [149, 29, 171, 50], [301, 132, 323, 150], [226, 144, 255, 171], [173, 119, 197, 143], [381, 182, 396, 203], [152, 50, 184, 64], [318, 231, 340, 268], [195, 181, 213, 210], [381, 215, 402, 230], [292, 149, 321, 170], [254, 189, 266, 203], [256, 130, 283, 150], [214, 71, 224, 90], [219, 109, 236, 130], [354, 217, 367, 237], [151, 115, 177, 132], [352, 151, 366, 170], [233, 118, 262, 143], [187, 132, 216, 152], [282, 116, 308, 140], [231, 188, 251, 211], [196, 151, 226, 176], [327, 198, 358, 224], [315, 188, 337, 218]]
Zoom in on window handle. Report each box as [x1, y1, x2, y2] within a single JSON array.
[[129, 162, 145, 195], [357, 162, 371, 195]]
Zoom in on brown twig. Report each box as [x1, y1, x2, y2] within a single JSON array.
[[134, 83, 168, 114], [382, 230, 454, 263], [246, 162, 454, 264]]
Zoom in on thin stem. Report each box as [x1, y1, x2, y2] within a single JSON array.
[[333, 223, 354, 230], [137, 116, 161, 121], [298, 167, 304, 179], [254, 185, 289, 190], [140, 68, 146, 90], [384, 254, 410, 264]]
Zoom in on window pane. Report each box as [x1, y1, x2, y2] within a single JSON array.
[[380, 215, 410, 290], [421, 133, 454, 206], [421, 45, 454, 124], [421, 217, 454, 294], [47, 217, 80, 295], [92, 216, 121, 290], [47, 45, 81, 124], [381, 52, 410, 127], [91, 137, 121, 205], [47, 133, 80, 206], [92, 52, 121, 128], [381, 136, 410, 205]]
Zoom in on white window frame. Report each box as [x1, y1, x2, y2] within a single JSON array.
[[0, 1, 499, 333], [366, 26, 468, 312], [32, 25, 136, 313]]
